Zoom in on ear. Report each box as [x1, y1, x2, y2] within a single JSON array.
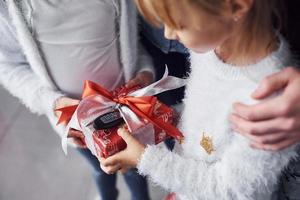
[[228, 0, 254, 21]]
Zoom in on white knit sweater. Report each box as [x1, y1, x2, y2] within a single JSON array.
[[137, 39, 299, 200]]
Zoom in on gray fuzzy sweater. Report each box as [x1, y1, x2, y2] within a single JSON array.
[[0, 0, 154, 137]]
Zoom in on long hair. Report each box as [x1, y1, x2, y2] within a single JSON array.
[[135, 0, 283, 60]]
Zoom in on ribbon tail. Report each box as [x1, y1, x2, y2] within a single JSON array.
[[151, 117, 184, 141], [130, 66, 187, 97], [56, 105, 78, 125], [126, 102, 184, 141], [61, 109, 82, 155]]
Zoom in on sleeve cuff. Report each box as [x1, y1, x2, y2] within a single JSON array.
[[39, 87, 66, 137], [137, 144, 169, 176], [39, 87, 65, 115]]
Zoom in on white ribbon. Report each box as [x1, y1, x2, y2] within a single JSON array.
[[62, 67, 187, 155]]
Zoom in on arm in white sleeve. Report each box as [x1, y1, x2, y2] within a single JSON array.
[[137, 133, 298, 199], [0, 4, 63, 117]]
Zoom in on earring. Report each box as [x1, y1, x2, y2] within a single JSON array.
[[233, 16, 239, 22]]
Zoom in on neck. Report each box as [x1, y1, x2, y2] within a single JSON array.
[[215, 31, 278, 66]]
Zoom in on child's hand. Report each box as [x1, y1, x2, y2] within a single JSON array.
[[99, 128, 146, 174], [126, 71, 154, 88], [54, 96, 86, 148]]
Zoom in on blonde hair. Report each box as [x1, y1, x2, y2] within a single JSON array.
[[135, 0, 283, 60]]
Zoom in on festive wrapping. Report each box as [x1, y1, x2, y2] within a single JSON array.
[[56, 68, 186, 158], [78, 87, 175, 158]]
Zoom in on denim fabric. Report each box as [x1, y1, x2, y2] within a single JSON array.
[[277, 156, 300, 200], [78, 149, 150, 200], [272, 146, 300, 200], [140, 16, 188, 54]]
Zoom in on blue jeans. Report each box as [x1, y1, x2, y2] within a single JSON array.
[[78, 149, 150, 200], [275, 156, 300, 200]]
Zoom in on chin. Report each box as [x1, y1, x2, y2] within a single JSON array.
[[188, 45, 216, 54], [191, 48, 209, 54]]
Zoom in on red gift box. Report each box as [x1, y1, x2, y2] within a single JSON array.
[[57, 79, 184, 157], [92, 99, 174, 158]]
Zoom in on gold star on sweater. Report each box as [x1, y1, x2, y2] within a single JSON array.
[[200, 132, 214, 155]]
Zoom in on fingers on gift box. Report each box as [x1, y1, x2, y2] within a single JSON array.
[[77, 85, 176, 158], [57, 69, 186, 158]]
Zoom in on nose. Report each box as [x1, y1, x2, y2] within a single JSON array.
[[164, 25, 177, 40]]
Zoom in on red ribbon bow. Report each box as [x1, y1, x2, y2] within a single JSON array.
[[56, 81, 184, 141]]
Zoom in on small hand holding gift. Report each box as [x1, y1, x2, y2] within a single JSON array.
[[100, 128, 145, 174], [56, 68, 186, 164]]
